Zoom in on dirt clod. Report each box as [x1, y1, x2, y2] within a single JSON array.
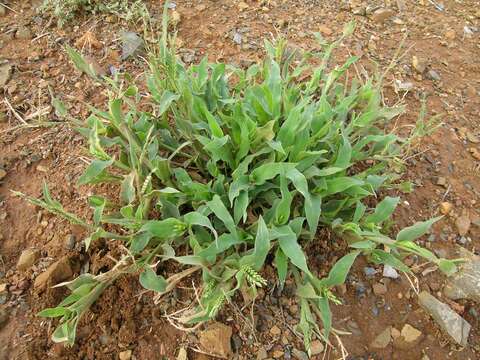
[[310, 340, 324, 355], [370, 326, 391, 349], [412, 56, 426, 74], [393, 324, 423, 349], [372, 282, 388, 296], [15, 27, 32, 40], [318, 25, 333, 36], [16, 248, 40, 271], [372, 8, 395, 23], [272, 350, 284, 358], [270, 325, 281, 336], [256, 347, 268, 360], [176, 347, 187, 360], [0, 308, 9, 330], [34, 256, 73, 291], [119, 350, 132, 360], [440, 202, 453, 215], [198, 322, 232, 358], [427, 69, 441, 81], [445, 29, 456, 40], [0, 64, 11, 89], [469, 147, 480, 160], [455, 215, 471, 236]]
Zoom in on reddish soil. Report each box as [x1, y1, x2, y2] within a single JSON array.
[[0, 1, 479, 359]]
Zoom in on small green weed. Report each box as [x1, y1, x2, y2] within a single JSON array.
[[39, 0, 149, 27], [18, 3, 460, 355]]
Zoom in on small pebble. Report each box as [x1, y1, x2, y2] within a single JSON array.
[[364, 267, 377, 277], [65, 234, 76, 250], [373, 283, 388, 296], [310, 340, 324, 355], [383, 265, 399, 279], [256, 347, 268, 360], [427, 69, 441, 81], [233, 32, 242, 45], [355, 282, 367, 298]]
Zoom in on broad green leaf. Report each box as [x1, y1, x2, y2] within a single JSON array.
[[241, 217, 270, 270], [286, 168, 322, 233], [228, 175, 249, 205], [289, 217, 305, 237], [267, 140, 286, 155], [349, 240, 376, 249], [334, 135, 351, 168], [201, 103, 224, 138], [171, 255, 205, 266], [394, 240, 437, 262], [286, 168, 309, 198], [63, 274, 96, 291], [275, 176, 293, 225], [277, 104, 303, 147], [312, 166, 345, 177], [130, 232, 152, 253], [109, 99, 124, 126], [298, 299, 314, 352], [253, 120, 275, 144], [120, 172, 136, 204], [52, 321, 75, 345], [364, 196, 399, 224], [77, 159, 114, 185], [353, 201, 366, 223], [139, 267, 167, 293], [250, 162, 297, 185], [38, 307, 69, 318], [88, 196, 106, 226], [296, 282, 319, 299], [141, 218, 186, 239], [317, 296, 332, 338], [206, 195, 237, 237], [184, 211, 218, 240], [51, 96, 68, 118], [276, 225, 311, 276], [321, 251, 359, 288], [65, 45, 97, 78], [370, 250, 411, 273], [123, 85, 138, 97], [342, 20, 356, 36], [398, 181, 414, 193], [157, 91, 180, 116], [234, 191, 249, 225], [274, 247, 288, 289], [58, 283, 95, 307], [396, 217, 442, 242], [198, 233, 242, 261], [438, 259, 458, 276], [322, 177, 364, 196], [199, 135, 234, 168]]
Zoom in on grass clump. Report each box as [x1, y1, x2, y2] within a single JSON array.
[[17, 5, 459, 354], [39, 0, 148, 27]]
